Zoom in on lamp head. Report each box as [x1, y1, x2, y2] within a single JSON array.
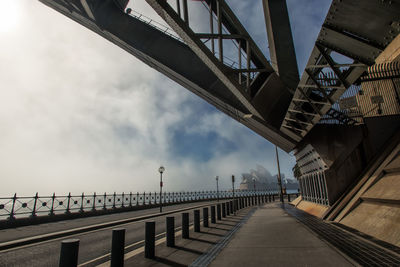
[[158, 166, 165, 174]]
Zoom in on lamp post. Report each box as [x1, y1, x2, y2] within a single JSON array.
[[232, 175, 235, 215], [216, 176, 219, 202], [159, 166, 165, 212], [275, 146, 284, 203]]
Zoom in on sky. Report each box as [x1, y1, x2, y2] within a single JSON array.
[[0, 0, 331, 196]]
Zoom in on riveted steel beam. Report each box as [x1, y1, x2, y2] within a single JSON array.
[[262, 0, 299, 91], [39, 0, 297, 151]]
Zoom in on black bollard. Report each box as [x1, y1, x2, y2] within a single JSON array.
[[203, 207, 209, 227], [230, 201, 233, 214], [252, 196, 254, 206], [166, 217, 175, 247], [211, 206, 216, 224], [288, 194, 291, 202], [182, 212, 189, 239], [111, 228, 125, 267], [145, 221, 155, 259], [222, 202, 226, 217], [194, 210, 200, 232], [217, 204, 222, 220], [59, 239, 79, 267], [269, 195, 272, 202], [273, 195, 275, 201]]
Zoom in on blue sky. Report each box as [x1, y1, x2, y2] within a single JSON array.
[[0, 0, 331, 196]]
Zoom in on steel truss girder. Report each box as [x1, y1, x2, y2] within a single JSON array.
[[281, 43, 366, 140], [146, 0, 268, 118], [38, 0, 297, 151], [145, 0, 293, 130], [281, 0, 400, 141]]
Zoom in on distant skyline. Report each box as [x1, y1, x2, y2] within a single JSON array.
[[0, 0, 331, 196]]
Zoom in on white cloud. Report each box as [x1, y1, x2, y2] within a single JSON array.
[[0, 0, 309, 196]]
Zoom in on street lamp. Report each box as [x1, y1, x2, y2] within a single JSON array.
[[216, 176, 219, 202], [159, 166, 165, 212], [275, 146, 284, 203], [232, 175, 235, 215]]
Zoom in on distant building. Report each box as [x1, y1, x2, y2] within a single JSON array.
[[239, 165, 298, 192]]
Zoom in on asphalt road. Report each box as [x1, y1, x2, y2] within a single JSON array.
[[0, 200, 220, 266]]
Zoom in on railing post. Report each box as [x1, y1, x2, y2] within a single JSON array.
[[113, 192, 116, 209], [66, 193, 71, 214], [143, 192, 146, 206], [31, 192, 38, 218], [129, 192, 132, 207], [92, 192, 96, 211], [136, 192, 139, 206], [121, 192, 125, 208], [111, 228, 125, 267], [80, 193, 84, 213], [103, 192, 107, 210], [59, 239, 79, 267], [222, 202, 226, 217], [9, 193, 17, 220], [50, 193, 56, 216]]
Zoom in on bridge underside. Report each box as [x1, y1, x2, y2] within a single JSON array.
[[40, 0, 400, 207], [39, 0, 299, 151]]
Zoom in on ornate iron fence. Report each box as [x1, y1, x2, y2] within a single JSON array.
[[0, 190, 280, 221]]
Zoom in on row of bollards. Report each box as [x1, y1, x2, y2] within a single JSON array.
[[59, 194, 286, 266]]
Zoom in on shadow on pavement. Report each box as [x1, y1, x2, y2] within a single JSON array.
[[153, 256, 187, 267], [188, 237, 217, 245], [173, 245, 203, 255]]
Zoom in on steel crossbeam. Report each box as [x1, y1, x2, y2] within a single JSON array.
[[145, 0, 288, 121], [38, 0, 298, 151], [281, 0, 400, 141]]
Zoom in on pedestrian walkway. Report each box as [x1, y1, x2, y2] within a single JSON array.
[[209, 204, 354, 267], [122, 202, 365, 266]]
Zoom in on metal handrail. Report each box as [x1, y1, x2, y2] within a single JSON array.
[[0, 189, 287, 220]]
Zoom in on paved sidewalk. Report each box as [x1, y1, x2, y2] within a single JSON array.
[[122, 207, 253, 267], [209, 204, 354, 267], [122, 203, 355, 266]]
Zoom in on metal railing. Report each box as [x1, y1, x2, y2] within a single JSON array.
[[0, 190, 279, 220]]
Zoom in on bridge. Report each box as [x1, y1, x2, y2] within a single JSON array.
[[1, 0, 400, 265]]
